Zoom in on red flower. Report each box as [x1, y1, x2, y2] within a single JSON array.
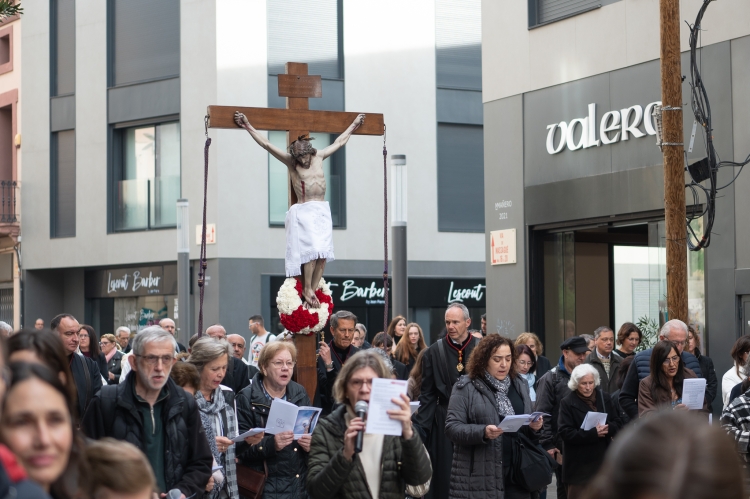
[[278, 277, 335, 335]]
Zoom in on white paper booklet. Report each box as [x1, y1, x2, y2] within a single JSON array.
[[498, 415, 530, 432], [682, 378, 707, 410], [231, 428, 265, 443], [365, 378, 409, 436], [410, 401, 420, 414], [265, 398, 322, 439], [580, 411, 608, 431]]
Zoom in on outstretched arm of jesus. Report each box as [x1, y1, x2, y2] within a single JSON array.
[[319, 114, 365, 159], [234, 111, 293, 166]]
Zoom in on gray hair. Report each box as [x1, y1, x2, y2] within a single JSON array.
[[660, 319, 688, 339], [131, 326, 177, 356], [355, 323, 367, 335], [568, 363, 601, 391], [116, 326, 131, 336], [594, 326, 613, 340], [187, 337, 231, 372], [581, 334, 594, 344], [446, 302, 470, 320], [330, 310, 358, 330], [0, 321, 12, 335]]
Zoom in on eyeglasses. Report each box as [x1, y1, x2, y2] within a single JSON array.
[[99, 341, 111, 346], [269, 360, 296, 369], [662, 355, 680, 366], [136, 354, 175, 366], [79, 334, 89, 339], [348, 378, 374, 389], [517, 360, 533, 367]]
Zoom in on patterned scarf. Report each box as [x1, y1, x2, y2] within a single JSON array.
[[196, 388, 239, 499], [483, 371, 515, 416]]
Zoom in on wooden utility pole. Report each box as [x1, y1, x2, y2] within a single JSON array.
[[660, 0, 688, 323]]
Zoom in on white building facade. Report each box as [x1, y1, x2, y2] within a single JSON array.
[[22, 0, 486, 343]]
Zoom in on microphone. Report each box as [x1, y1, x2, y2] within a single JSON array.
[[165, 489, 182, 499], [354, 400, 369, 454]]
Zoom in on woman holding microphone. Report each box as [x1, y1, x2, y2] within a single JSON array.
[[306, 350, 432, 499]]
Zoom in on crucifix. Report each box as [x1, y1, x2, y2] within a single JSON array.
[[206, 62, 384, 401]]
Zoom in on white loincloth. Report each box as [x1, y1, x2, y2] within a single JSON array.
[[285, 200, 334, 277]]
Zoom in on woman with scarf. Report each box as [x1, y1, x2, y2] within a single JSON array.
[[558, 364, 622, 499], [515, 344, 537, 403], [99, 334, 123, 384], [188, 337, 239, 499], [445, 335, 543, 499]]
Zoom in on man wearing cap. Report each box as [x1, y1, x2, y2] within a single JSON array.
[[535, 336, 589, 499]]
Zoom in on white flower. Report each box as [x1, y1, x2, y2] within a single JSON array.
[[276, 278, 334, 334]]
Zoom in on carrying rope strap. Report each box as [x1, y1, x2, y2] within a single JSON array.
[[198, 115, 211, 338], [382, 124, 389, 333]]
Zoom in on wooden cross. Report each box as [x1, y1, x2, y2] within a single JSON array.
[[207, 62, 384, 401]]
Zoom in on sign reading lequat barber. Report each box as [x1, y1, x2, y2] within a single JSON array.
[[546, 101, 662, 155]]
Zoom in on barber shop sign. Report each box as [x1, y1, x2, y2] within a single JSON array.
[[545, 101, 661, 155]]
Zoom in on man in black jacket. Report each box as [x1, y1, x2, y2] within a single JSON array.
[[618, 319, 705, 421], [205, 324, 256, 393], [535, 335, 589, 499], [317, 310, 360, 414], [51, 313, 103, 421], [82, 326, 212, 498], [412, 302, 480, 499]]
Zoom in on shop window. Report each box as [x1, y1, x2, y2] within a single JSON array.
[[437, 123, 484, 232], [51, 130, 76, 238], [113, 122, 180, 231], [267, 131, 346, 227]]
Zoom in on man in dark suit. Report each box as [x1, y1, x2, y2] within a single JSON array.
[[51, 313, 103, 420], [317, 310, 360, 414]]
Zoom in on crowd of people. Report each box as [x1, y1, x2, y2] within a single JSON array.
[[0, 307, 747, 499]]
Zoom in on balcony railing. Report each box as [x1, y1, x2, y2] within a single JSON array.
[[0, 180, 18, 224]]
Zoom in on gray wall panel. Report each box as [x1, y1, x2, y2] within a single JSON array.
[[50, 95, 75, 132], [732, 36, 750, 269], [524, 73, 612, 186], [108, 77, 180, 124], [23, 269, 64, 328], [53, 130, 76, 237], [53, 0, 75, 96], [437, 88, 482, 125], [484, 95, 526, 338]]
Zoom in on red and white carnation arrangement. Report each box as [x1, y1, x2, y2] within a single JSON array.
[[276, 277, 334, 335]]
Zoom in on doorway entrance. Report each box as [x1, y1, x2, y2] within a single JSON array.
[[529, 217, 705, 354]]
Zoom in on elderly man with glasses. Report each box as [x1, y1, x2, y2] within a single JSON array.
[[82, 326, 213, 499], [585, 326, 621, 394]]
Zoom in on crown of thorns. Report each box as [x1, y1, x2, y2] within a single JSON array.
[[288, 135, 316, 157]]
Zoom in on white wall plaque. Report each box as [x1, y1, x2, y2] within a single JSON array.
[[196, 224, 216, 245], [490, 229, 516, 265]]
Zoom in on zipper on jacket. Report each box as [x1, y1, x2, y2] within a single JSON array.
[[150, 406, 155, 435]]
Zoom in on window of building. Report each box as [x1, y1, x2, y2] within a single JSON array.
[[436, 124, 484, 232], [436, 0, 484, 232], [51, 0, 75, 96], [266, 0, 346, 226], [528, 0, 605, 28], [267, 131, 346, 227], [112, 122, 180, 231], [51, 130, 76, 238], [108, 0, 179, 86]]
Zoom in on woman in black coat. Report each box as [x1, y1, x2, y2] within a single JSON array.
[[558, 364, 622, 499], [236, 341, 312, 499], [445, 335, 544, 499]]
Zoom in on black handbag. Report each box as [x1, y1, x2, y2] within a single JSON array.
[[511, 432, 553, 492]]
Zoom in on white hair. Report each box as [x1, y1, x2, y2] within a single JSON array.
[[446, 302, 470, 320], [116, 326, 131, 336], [0, 321, 12, 334], [659, 319, 688, 339], [131, 326, 176, 356], [568, 363, 601, 391]]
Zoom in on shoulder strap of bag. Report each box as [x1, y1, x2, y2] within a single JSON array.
[[436, 339, 452, 385]]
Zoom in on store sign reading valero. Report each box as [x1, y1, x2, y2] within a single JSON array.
[[546, 101, 661, 155], [108, 270, 162, 295]]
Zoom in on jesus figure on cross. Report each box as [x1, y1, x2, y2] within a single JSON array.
[[234, 111, 365, 308]]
